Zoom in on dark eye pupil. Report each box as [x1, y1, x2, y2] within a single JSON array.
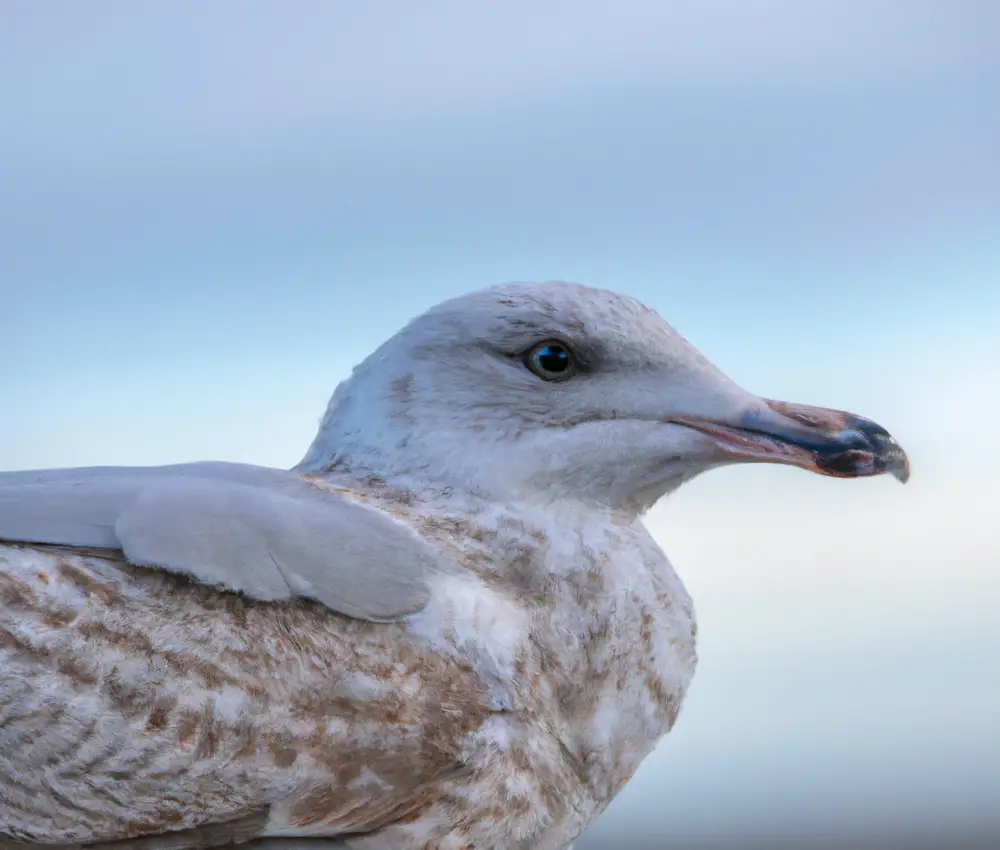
[[536, 345, 569, 373]]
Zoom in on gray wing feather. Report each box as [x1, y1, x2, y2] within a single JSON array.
[[0, 462, 434, 621]]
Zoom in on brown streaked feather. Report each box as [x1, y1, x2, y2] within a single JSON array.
[[0, 810, 268, 850], [0, 543, 494, 846]]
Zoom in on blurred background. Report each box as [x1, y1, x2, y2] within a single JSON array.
[[2, 2, 998, 848]]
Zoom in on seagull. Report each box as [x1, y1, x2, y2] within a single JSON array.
[[0, 282, 909, 850]]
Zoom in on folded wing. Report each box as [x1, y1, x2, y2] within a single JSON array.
[[0, 461, 436, 621]]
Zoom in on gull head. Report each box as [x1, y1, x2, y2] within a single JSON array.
[[297, 282, 909, 513]]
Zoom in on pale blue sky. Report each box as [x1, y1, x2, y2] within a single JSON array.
[[2, 3, 998, 847]]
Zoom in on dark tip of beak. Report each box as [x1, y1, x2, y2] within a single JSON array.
[[747, 401, 911, 484], [813, 417, 911, 483]]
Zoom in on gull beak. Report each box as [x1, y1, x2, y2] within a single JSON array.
[[672, 399, 910, 484]]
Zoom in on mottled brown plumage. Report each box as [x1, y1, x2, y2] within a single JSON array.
[[0, 487, 694, 849]]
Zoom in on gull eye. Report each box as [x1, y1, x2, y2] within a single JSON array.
[[524, 341, 576, 381]]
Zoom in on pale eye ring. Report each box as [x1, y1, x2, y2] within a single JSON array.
[[524, 341, 577, 381]]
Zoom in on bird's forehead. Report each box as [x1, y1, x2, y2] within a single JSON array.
[[415, 282, 684, 361]]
